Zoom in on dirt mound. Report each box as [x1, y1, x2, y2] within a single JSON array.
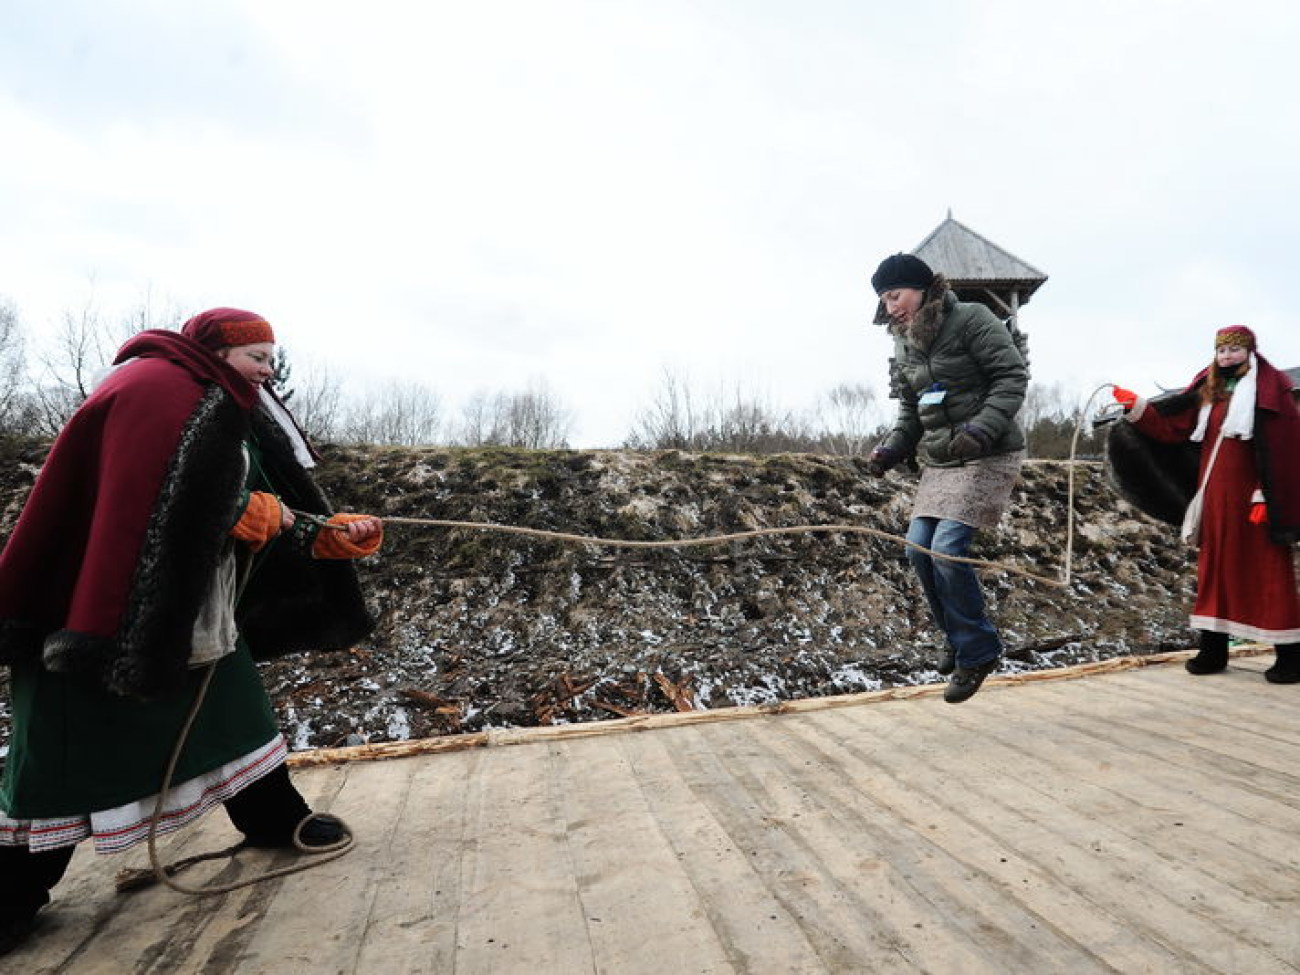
[[0, 442, 1197, 752]]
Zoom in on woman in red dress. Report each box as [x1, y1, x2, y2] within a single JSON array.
[[1115, 325, 1300, 682]]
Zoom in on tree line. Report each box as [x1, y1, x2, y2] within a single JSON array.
[[0, 297, 1103, 457]]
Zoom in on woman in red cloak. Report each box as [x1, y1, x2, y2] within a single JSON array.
[[0, 309, 383, 955], [1114, 325, 1300, 681]]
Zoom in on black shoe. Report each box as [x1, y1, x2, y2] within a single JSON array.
[[243, 813, 348, 851], [937, 648, 956, 676], [296, 813, 348, 850], [0, 914, 40, 958], [944, 657, 1000, 704], [1186, 631, 1229, 675], [1185, 650, 1228, 675], [1264, 644, 1300, 684], [1265, 665, 1300, 684]]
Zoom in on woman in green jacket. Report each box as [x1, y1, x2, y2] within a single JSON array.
[[865, 254, 1029, 703]]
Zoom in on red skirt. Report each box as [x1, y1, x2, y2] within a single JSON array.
[[1191, 436, 1300, 642]]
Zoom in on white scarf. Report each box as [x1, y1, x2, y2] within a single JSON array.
[[259, 386, 317, 469], [1190, 352, 1257, 442]]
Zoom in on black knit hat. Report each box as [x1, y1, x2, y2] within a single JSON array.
[[870, 253, 934, 296]]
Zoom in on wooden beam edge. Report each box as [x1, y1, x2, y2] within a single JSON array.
[[287, 645, 1270, 768]]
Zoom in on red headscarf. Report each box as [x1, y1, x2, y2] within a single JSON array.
[[181, 307, 276, 351]]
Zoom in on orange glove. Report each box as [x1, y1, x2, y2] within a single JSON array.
[[231, 491, 284, 552], [1112, 385, 1139, 409], [1249, 502, 1268, 525], [312, 513, 384, 560]]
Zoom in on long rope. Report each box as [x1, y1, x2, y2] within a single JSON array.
[[323, 407, 1123, 592], [134, 434, 1115, 895], [1063, 384, 1117, 586], [374, 516, 1068, 587]]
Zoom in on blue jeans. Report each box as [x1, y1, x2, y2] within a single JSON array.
[[905, 517, 1002, 668]]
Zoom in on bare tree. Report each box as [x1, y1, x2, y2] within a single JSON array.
[[628, 370, 815, 453], [45, 302, 112, 399], [119, 286, 189, 336], [0, 298, 34, 435], [283, 356, 345, 443], [455, 381, 573, 449], [340, 380, 444, 446], [26, 298, 118, 435], [627, 367, 700, 450], [703, 394, 813, 453], [813, 382, 884, 456], [499, 382, 573, 449], [26, 289, 182, 437], [456, 391, 496, 448], [1020, 381, 1102, 459]]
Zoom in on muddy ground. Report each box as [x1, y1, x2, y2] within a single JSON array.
[[0, 442, 1199, 752]]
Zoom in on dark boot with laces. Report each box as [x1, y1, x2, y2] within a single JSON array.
[[1185, 630, 1229, 675], [944, 656, 1000, 704]]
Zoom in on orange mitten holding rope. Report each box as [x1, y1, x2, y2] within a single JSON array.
[[231, 491, 284, 552], [312, 513, 384, 560], [1111, 385, 1139, 410]]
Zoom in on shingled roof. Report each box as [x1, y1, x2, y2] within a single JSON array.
[[913, 213, 1048, 305]]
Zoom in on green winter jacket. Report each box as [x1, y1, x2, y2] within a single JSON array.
[[879, 277, 1028, 468]]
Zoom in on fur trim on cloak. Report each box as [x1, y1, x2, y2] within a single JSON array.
[[1103, 391, 1201, 527], [0, 354, 373, 699], [1106, 365, 1300, 544], [235, 407, 375, 662]]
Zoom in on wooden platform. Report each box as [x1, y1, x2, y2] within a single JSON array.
[[18, 651, 1300, 974]]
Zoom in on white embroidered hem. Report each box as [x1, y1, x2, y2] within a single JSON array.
[[0, 735, 286, 854]]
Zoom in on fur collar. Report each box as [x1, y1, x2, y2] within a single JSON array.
[[886, 274, 951, 352]]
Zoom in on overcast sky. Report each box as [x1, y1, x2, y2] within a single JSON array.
[[2, 0, 1298, 447]]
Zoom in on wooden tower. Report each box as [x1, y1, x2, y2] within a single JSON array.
[[912, 212, 1047, 325]]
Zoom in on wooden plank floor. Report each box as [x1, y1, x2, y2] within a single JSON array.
[[16, 652, 1300, 974]]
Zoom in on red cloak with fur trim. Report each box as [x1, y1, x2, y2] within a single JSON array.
[[1124, 353, 1300, 643], [0, 330, 372, 699], [1109, 354, 1300, 543]]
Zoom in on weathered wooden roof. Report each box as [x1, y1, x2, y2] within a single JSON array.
[[914, 214, 1048, 299], [19, 649, 1300, 974]]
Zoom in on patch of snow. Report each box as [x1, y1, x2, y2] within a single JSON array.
[[386, 707, 411, 740]]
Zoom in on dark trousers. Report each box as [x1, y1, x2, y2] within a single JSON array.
[[0, 764, 311, 922], [905, 517, 1002, 668]]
